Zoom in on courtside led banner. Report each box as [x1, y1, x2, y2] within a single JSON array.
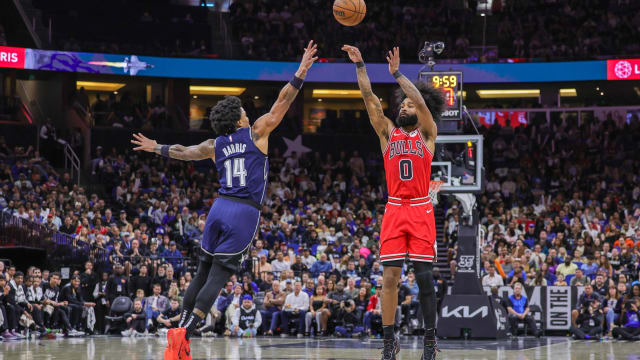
[[607, 59, 640, 80], [0, 46, 25, 69], [0, 45, 630, 83]]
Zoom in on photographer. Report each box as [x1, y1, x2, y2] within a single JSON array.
[[612, 297, 640, 340], [333, 298, 364, 337], [570, 298, 604, 340], [571, 283, 601, 328]]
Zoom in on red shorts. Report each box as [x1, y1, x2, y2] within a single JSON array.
[[379, 197, 436, 264]]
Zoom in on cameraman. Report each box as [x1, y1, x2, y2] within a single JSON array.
[[333, 298, 364, 337], [570, 298, 604, 340], [612, 297, 640, 340]]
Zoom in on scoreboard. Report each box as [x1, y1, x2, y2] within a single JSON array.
[[418, 71, 463, 121]]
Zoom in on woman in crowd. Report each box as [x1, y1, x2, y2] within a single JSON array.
[[305, 285, 326, 336]]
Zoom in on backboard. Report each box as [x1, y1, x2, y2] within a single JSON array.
[[432, 135, 483, 193]]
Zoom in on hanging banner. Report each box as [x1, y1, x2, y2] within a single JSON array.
[[482, 286, 580, 331]]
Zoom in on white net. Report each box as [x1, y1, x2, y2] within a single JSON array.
[[429, 180, 443, 206]]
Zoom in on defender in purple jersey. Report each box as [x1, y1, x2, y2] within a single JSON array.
[[131, 41, 318, 355]]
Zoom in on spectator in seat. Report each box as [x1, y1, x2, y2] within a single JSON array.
[[310, 253, 331, 278], [156, 297, 181, 331], [554, 273, 568, 286], [0, 273, 23, 339], [305, 285, 326, 336], [570, 269, 589, 287], [42, 272, 83, 336], [224, 284, 244, 336], [301, 248, 316, 269], [120, 299, 147, 337], [263, 280, 286, 335], [320, 280, 351, 336], [231, 295, 261, 337], [271, 251, 291, 275], [145, 283, 168, 331], [506, 283, 540, 337], [279, 280, 308, 337], [556, 256, 578, 278], [161, 241, 182, 275], [612, 297, 640, 340], [363, 284, 383, 337], [592, 274, 608, 297], [571, 297, 604, 340], [129, 264, 151, 297], [482, 264, 504, 287], [106, 264, 128, 305], [80, 261, 99, 303], [61, 275, 95, 332]]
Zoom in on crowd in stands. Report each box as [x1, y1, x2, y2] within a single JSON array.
[[4, 1, 639, 63], [1, 109, 640, 340], [229, 0, 640, 62], [0, 23, 7, 46]]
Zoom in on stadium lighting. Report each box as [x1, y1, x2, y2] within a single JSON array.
[[559, 88, 577, 97], [312, 89, 362, 98], [476, 89, 540, 98], [76, 81, 126, 92], [189, 86, 246, 96]]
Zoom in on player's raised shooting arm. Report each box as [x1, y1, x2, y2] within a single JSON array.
[[387, 47, 437, 140], [252, 40, 318, 139], [356, 65, 392, 140], [341, 45, 394, 145], [131, 133, 215, 161]]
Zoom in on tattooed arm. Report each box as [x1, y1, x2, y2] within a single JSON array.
[[342, 45, 394, 152], [252, 40, 318, 153], [131, 133, 215, 161]]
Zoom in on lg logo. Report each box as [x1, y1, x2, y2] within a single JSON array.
[[614, 61, 633, 79]]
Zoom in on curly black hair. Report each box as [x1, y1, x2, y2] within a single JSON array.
[[394, 82, 445, 122], [209, 96, 242, 136]]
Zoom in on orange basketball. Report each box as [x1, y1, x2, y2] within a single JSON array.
[[333, 0, 366, 26]]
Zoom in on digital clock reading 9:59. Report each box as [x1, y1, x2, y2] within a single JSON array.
[[418, 71, 463, 121]]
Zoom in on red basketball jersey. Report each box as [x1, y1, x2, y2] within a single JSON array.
[[383, 127, 433, 199]]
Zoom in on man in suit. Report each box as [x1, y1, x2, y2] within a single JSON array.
[[145, 283, 169, 331]]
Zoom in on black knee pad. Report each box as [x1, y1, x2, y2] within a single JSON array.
[[413, 262, 435, 296]]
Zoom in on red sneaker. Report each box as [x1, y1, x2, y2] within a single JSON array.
[[178, 337, 192, 360], [164, 328, 183, 360]]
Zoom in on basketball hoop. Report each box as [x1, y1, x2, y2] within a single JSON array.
[[429, 180, 443, 206]]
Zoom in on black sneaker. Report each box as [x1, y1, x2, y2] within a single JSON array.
[[380, 337, 400, 360], [421, 339, 439, 360]]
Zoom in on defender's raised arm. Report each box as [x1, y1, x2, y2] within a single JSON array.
[[252, 40, 318, 146]]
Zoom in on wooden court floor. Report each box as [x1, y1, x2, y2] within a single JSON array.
[[0, 336, 638, 359]]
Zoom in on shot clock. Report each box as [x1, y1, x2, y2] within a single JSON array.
[[418, 71, 463, 122]]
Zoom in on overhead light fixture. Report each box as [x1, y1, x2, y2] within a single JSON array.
[[189, 86, 246, 96], [559, 88, 577, 97], [600, 92, 604, 96], [312, 89, 362, 98], [76, 81, 126, 92], [193, 95, 198, 99], [317, 99, 323, 102], [254, 96, 259, 100], [476, 89, 540, 98]]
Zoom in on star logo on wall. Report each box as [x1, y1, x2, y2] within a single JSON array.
[[282, 135, 311, 157]]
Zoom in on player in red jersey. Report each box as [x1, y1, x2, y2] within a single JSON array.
[[342, 45, 444, 360]]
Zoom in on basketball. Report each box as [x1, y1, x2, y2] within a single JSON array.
[[333, 0, 366, 26]]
